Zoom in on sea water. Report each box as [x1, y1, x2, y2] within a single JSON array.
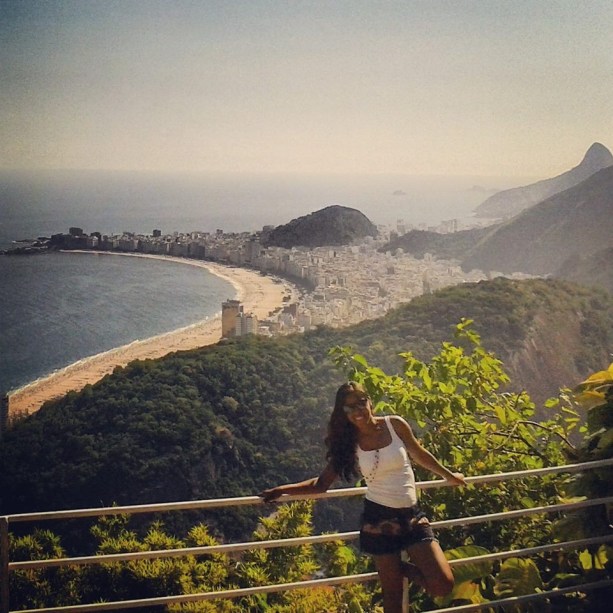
[[0, 169, 534, 393], [0, 252, 234, 393]]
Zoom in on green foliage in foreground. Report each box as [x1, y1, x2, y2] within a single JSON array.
[[551, 363, 613, 612], [3, 278, 613, 529], [331, 321, 599, 611], [331, 319, 578, 553], [9, 325, 612, 610], [10, 503, 374, 612]]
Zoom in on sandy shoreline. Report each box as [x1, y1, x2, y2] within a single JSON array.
[[8, 252, 297, 417]]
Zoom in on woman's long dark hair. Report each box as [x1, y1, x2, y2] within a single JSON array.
[[325, 381, 364, 481]]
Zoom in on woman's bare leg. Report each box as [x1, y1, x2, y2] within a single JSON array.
[[373, 552, 405, 613], [401, 560, 426, 590], [405, 540, 454, 597]]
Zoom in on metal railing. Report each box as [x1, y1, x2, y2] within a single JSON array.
[[2, 458, 613, 612]]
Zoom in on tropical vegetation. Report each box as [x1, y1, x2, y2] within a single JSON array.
[[7, 321, 613, 610], [2, 278, 613, 609]]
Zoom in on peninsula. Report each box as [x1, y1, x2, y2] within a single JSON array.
[[5, 206, 505, 417]]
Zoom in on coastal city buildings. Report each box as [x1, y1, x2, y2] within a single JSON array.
[[221, 299, 243, 338], [221, 299, 260, 338], [235, 311, 258, 337], [27, 223, 532, 338]]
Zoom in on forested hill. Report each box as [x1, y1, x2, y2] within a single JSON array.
[[462, 164, 613, 276], [262, 204, 378, 248], [379, 225, 495, 260], [1, 278, 612, 532], [556, 246, 613, 295]]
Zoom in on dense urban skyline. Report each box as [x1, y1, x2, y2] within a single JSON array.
[[2, 0, 612, 177]]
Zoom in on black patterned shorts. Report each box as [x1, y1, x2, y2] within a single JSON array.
[[359, 499, 436, 555]]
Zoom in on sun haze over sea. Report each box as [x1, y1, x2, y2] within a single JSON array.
[[0, 168, 535, 249], [1, 1, 610, 178], [1, 1, 610, 406]]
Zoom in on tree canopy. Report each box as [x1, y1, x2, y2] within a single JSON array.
[[2, 278, 613, 530]]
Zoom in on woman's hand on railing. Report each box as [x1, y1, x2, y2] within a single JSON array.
[[258, 487, 284, 503], [446, 472, 467, 487]]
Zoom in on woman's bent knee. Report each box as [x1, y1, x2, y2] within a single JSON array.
[[428, 574, 454, 597]]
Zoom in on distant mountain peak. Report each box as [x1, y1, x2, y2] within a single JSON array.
[[581, 142, 613, 167], [474, 142, 613, 219], [463, 164, 613, 277]]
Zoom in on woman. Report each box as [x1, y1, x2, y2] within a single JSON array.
[[259, 381, 466, 613]]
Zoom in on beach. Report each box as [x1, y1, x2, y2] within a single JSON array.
[[8, 252, 297, 417]]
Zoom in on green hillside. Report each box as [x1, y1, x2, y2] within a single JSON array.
[[379, 225, 496, 260], [556, 246, 613, 294], [2, 278, 612, 531], [462, 165, 613, 275]]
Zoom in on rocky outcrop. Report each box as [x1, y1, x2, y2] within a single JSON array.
[[505, 310, 585, 408], [262, 205, 378, 248], [474, 143, 613, 219]]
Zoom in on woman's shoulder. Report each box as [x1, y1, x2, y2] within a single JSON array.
[[386, 414, 409, 424], [387, 414, 412, 433], [386, 415, 418, 448]]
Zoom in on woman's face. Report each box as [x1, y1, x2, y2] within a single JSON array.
[[342, 390, 372, 427]]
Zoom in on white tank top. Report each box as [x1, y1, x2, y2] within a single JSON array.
[[356, 415, 418, 508]]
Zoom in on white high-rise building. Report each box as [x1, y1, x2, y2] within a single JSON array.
[[235, 312, 258, 336], [222, 299, 243, 338]]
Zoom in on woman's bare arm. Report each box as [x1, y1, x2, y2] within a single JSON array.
[[259, 461, 339, 502], [390, 415, 466, 486]]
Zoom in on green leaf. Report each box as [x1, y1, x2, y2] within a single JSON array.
[[574, 390, 606, 410], [352, 353, 368, 367], [494, 558, 543, 597], [435, 580, 487, 607], [560, 407, 577, 415], [421, 366, 432, 390], [520, 497, 537, 508], [579, 546, 609, 570], [580, 369, 613, 386], [493, 404, 507, 425], [445, 545, 493, 584]]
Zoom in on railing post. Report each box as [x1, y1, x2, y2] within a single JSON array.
[[401, 549, 409, 613], [0, 516, 9, 613]]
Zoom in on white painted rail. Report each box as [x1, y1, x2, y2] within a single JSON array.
[[2, 458, 613, 612]]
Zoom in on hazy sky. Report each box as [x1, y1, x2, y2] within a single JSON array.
[[2, 0, 612, 177]]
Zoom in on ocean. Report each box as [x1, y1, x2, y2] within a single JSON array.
[[0, 252, 234, 394], [0, 169, 533, 394]]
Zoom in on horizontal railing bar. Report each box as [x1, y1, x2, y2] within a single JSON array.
[[447, 533, 613, 567], [427, 579, 613, 612], [11, 496, 613, 571], [5, 495, 266, 523], [427, 456, 613, 488], [9, 532, 358, 570], [13, 545, 613, 613], [12, 572, 381, 612], [7, 458, 613, 524], [433, 495, 613, 530]]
